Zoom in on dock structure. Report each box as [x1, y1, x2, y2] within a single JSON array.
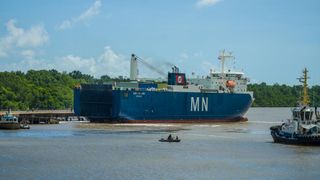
[[0, 110, 74, 124]]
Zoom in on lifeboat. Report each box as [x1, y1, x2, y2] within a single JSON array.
[[226, 80, 236, 89]]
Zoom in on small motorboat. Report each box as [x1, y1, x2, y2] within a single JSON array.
[[19, 119, 30, 129], [159, 134, 181, 142], [20, 124, 30, 129], [159, 138, 181, 143]]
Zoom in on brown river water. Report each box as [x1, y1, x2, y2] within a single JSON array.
[[0, 107, 320, 180]]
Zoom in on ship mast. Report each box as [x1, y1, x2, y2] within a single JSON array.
[[298, 68, 310, 106], [218, 50, 234, 73], [218, 50, 234, 91]]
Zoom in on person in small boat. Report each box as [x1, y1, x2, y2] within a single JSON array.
[[167, 134, 173, 141], [176, 136, 179, 140]]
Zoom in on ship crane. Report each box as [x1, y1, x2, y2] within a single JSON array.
[[130, 54, 167, 80]]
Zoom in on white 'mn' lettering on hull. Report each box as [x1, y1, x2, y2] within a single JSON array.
[[191, 97, 199, 111], [191, 97, 208, 112], [202, 97, 208, 111]]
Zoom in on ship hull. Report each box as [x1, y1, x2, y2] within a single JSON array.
[[74, 85, 253, 123], [114, 90, 252, 123]]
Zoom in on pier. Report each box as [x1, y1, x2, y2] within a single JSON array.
[[0, 110, 75, 124]]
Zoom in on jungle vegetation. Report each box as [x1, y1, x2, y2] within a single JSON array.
[[0, 70, 319, 110]]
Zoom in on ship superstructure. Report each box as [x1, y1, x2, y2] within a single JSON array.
[[189, 50, 249, 93]]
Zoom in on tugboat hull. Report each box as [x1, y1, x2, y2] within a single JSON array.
[[270, 126, 320, 146], [0, 122, 21, 130]]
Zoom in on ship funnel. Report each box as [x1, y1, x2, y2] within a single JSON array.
[[130, 54, 138, 81]]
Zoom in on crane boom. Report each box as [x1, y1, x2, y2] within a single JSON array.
[[131, 54, 167, 78]]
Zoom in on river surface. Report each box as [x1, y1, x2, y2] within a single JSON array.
[[1, 108, 320, 180]]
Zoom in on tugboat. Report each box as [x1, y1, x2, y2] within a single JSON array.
[[270, 68, 320, 145], [0, 109, 21, 130]]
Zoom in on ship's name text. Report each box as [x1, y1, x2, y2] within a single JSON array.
[[191, 97, 208, 112]]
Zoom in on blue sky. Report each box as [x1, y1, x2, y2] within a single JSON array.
[[0, 0, 319, 85]]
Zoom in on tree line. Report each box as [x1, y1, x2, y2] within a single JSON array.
[[248, 83, 320, 107], [0, 69, 319, 110], [0, 70, 126, 111]]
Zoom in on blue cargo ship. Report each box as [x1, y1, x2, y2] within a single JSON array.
[[74, 51, 254, 122]]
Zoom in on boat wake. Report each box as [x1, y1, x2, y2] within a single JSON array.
[[186, 133, 234, 139], [249, 121, 280, 124], [191, 124, 221, 128], [113, 123, 178, 127]]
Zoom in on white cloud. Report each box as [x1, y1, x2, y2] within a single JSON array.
[[0, 43, 9, 57], [78, 0, 102, 21], [2, 46, 168, 79], [58, 0, 102, 30], [96, 46, 129, 77], [0, 19, 48, 57], [57, 46, 130, 77], [59, 55, 97, 75], [6, 46, 129, 78], [21, 50, 35, 59], [56, 46, 129, 77], [179, 53, 189, 59], [58, 21, 72, 30], [196, 0, 222, 8]]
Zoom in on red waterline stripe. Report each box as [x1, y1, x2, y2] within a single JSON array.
[[124, 117, 248, 123]]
